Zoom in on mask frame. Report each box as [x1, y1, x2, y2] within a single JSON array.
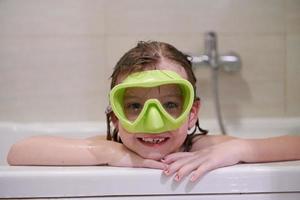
[[109, 70, 194, 134]]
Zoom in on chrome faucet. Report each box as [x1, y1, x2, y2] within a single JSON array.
[[191, 32, 241, 72], [190, 32, 242, 135]]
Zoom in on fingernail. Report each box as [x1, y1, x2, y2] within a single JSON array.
[[190, 174, 196, 182], [160, 158, 165, 162], [164, 169, 170, 175], [163, 165, 168, 171], [174, 174, 180, 182]]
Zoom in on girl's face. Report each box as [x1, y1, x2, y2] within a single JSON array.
[[115, 59, 199, 160]]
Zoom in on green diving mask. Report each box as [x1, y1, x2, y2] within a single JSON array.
[[109, 70, 194, 134]]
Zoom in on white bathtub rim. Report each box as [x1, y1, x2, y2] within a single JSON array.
[[1, 161, 300, 198]]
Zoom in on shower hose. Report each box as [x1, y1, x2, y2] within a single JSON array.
[[211, 67, 227, 135]]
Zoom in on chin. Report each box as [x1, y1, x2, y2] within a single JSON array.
[[139, 152, 165, 161]]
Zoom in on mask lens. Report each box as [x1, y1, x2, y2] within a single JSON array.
[[123, 96, 144, 121], [123, 84, 184, 122], [160, 95, 183, 118]]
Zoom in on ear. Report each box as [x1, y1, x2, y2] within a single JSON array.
[[188, 99, 201, 129]]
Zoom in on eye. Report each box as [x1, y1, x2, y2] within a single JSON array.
[[163, 101, 179, 110], [126, 102, 143, 112], [123, 102, 143, 121], [162, 100, 183, 118]]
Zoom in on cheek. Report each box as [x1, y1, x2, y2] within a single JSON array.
[[179, 120, 189, 133], [118, 126, 139, 152], [171, 121, 189, 146], [118, 126, 132, 143]]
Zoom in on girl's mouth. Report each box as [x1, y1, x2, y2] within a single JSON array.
[[137, 136, 169, 146]]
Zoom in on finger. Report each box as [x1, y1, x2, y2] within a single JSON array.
[[189, 160, 215, 182], [189, 155, 240, 182], [174, 157, 207, 181], [165, 156, 196, 176], [162, 152, 194, 164], [142, 159, 167, 170]]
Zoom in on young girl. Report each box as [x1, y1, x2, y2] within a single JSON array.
[[7, 41, 300, 182]]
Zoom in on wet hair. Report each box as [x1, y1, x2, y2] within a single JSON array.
[[106, 41, 208, 152]]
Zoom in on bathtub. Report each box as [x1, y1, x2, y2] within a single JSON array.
[[1, 118, 300, 199]]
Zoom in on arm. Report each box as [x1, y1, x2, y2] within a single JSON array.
[[7, 135, 166, 169], [7, 136, 115, 166], [239, 135, 300, 163], [162, 135, 300, 182], [190, 134, 237, 151]]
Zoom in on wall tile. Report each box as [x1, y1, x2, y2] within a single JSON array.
[[286, 35, 300, 116], [0, 0, 105, 36], [221, 79, 285, 117], [0, 36, 108, 121], [106, 34, 206, 72], [203, 35, 285, 118], [0, 0, 299, 122], [219, 35, 285, 82], [105, 0, 285, 35], [286, 0, 300, 33], [193, 72, 285, 119]]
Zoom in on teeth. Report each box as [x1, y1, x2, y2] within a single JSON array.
[[140, 137, 166, 144]]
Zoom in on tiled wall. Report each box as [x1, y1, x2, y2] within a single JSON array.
[[0, 0, 299, 122]]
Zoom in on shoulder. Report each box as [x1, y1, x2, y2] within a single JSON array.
[[86, 135, 107, 141], [190, 134, 236, 151]]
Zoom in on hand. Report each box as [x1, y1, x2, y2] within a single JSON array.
[[162, 139, 247, 182], [107, 142, 167, 170]]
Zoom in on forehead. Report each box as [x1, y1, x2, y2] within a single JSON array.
[[158, 58, 188, 79], [116, 58, 188, 84]]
